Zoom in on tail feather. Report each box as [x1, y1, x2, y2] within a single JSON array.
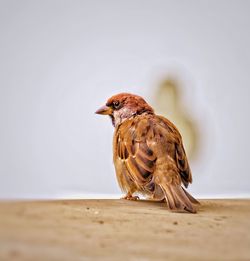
[[164, 185, 181, 210], [160, 184, 197, 213]]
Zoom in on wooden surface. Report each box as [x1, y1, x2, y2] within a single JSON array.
[[0, 199, 249, 261]]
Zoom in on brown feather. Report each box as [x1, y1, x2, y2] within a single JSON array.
[[98, 93, 199, 212]]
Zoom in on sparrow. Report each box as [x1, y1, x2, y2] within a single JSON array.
[[96, 93, 199, 213]]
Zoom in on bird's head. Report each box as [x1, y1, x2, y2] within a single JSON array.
[[95, 93, 154, 127]]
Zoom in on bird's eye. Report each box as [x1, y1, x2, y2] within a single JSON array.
[[113, 101, 120, 109]]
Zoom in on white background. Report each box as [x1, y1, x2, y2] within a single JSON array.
[[0, 0, 249, 199]]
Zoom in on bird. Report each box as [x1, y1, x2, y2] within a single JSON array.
[[96, 93, 199, 213]]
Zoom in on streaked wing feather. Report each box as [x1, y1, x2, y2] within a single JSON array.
[[116, 117, 157, 186], [158, 116, 193, 188]]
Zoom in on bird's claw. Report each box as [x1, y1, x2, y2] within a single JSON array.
[[122, 195, 139, 201]]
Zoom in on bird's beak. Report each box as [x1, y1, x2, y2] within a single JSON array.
[[95, 105, 113, 115]]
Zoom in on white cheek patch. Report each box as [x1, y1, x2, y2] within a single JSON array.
[[113, 107, 135, 127], [113, 110, 122, 127]]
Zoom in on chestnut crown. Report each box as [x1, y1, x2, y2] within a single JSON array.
[[96, 93, 154, 126]]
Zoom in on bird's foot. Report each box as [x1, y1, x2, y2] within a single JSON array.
[[122, 194, 139, 201]]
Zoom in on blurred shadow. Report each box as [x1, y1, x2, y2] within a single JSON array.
[[153, 77, 200, 160]]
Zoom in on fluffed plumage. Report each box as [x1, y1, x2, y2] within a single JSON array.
[[96, 93, 199, 213]]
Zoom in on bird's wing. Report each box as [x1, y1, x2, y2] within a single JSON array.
[[157, 116, 192, 187], [114, 114, 192, 187], [150, 115, 198, 212], [114, 116, 157, 189]]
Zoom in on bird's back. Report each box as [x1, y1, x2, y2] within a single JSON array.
[[113, 113, 192, 194]]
